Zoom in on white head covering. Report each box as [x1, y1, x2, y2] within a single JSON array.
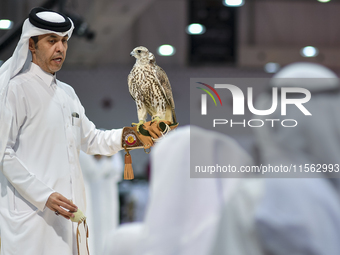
[[211, 62, 340, 255], [136, 125, 252, 255], [270, 62, 339, 91], [0, 9, 74, 163], [254, 62, 340, 171], [101, 126, 252, 255]]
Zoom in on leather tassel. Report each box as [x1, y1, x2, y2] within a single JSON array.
[[124, 151, 134, 180]]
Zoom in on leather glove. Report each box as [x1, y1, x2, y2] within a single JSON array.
[[122, 120, 179, 152], [121, 120, 179, 180]]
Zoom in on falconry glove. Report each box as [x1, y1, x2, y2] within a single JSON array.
[[121, 120, 179, 180]]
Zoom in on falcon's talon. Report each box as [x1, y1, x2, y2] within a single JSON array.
[[131, 120, 145, 132], [151, 116, 160, 123], [151, 116, 167, 124]]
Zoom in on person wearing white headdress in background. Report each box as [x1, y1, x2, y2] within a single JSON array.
[[103, 125, 253, 255], [79, 151, 123, 255], [256, 62, 340, 171], [211, 63, 340, 255], [0, 7, 128, 255]]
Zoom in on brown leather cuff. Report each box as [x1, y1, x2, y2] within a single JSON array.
[[122, 126, 153, 151]]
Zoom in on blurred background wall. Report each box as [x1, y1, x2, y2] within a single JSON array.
[[1, 0, 339, 175]]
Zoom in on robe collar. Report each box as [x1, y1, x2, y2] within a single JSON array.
[[29, 62, 57, 87]]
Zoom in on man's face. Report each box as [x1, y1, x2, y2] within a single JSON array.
[[29, 33, 68, 74]]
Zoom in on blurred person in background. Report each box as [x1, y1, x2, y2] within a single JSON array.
[[255, 62, 340, 173], [103, 222, 144, 255], [122, 179, 149, 223], [212, 63, 340, 255], [79, 151, 123, 255], [103, 125, 253, 255]]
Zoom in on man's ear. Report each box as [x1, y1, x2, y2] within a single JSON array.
[[29, 38, 36, 53]]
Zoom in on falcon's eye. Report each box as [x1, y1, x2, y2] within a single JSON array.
[[137, 50, 142, 53]]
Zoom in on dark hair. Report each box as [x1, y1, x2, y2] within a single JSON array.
[[31, 36, 39, 49]]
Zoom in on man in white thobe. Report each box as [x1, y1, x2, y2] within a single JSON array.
[[0, 7, 124, 255]]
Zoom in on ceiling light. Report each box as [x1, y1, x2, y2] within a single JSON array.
[[223, 0, 244, 7], [0, 19, 13, 30], [157, 45, 176, 56], [186, 23, 206, 35], [300, 46, 319, 58], [264, 63, 280, 73]]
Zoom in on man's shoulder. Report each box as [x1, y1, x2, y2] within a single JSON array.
[[8, 77, 27, 94], [56, 79, 78, 95], [9, 70, 35, 87], [7, 72, 36, 99]]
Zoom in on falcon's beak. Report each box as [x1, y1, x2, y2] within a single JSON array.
[[130, 51, 135, 57]]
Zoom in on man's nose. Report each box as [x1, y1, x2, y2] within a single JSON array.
[[55, 41, 65, 52]]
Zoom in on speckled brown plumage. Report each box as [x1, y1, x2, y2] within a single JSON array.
[[128, 46, 177, 124]]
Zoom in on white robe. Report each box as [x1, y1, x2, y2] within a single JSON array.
[[0, 63, 122, 254]]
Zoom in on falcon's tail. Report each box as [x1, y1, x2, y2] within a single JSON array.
[[172, 108, 177, 124], [165, 106, 177, 124]]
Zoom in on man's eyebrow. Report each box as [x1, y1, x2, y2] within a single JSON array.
[[47, 35, 68, 39]]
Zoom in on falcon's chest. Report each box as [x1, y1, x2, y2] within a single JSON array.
[[130, 65, 157, 93]]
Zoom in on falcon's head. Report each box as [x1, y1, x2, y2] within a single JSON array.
[[148, 52, 156, 65], [130, 46, 149, 63]]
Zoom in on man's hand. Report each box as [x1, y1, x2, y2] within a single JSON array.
[[46, 192, 78, 220]]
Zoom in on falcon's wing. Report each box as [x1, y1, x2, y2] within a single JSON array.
[[128, 71, 136, 101], [153, 65, 175, 109]]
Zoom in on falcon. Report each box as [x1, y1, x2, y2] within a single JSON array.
[[128, 46, 177, 129]]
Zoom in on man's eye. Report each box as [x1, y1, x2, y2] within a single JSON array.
[[49, 40, 55, 43]]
